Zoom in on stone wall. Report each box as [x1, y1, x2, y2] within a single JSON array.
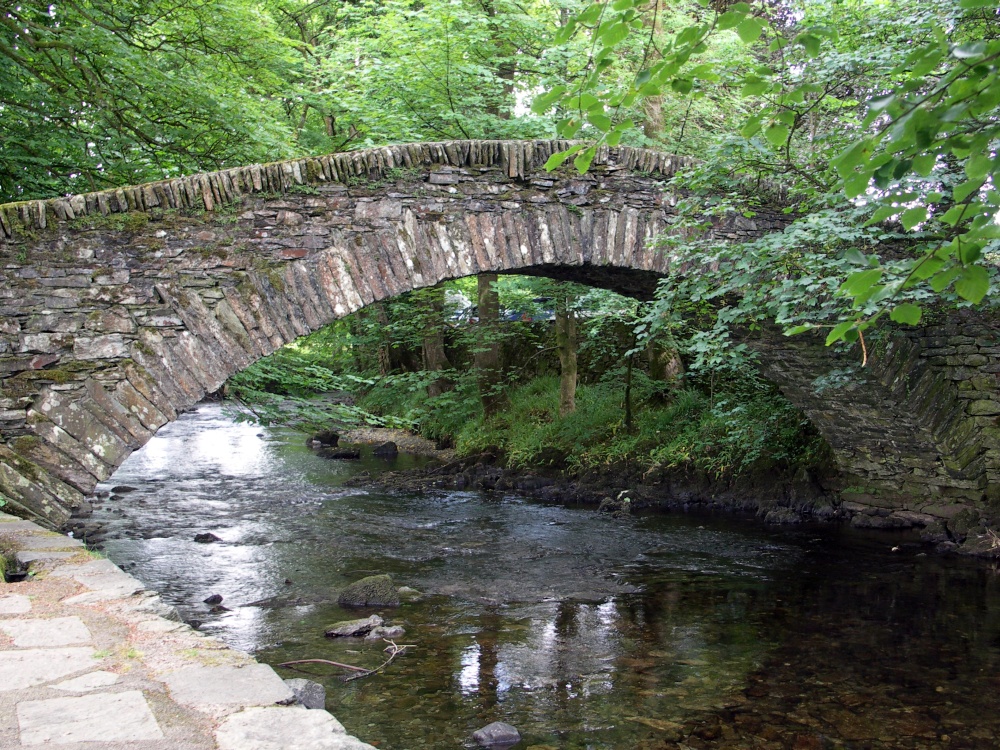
[[0, 138, 995, 529], [754, 308, 1000, 519]]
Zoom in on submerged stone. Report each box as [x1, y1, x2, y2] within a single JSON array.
[[372, 441, 398, 458], [364, 625, 405, 641], [311, 431, 339, 447], [472, 721, 521, 747], [324, 615, 384, 638], [318, 447, 361, 460], [284, 678, 326, 709], [337, 575, 400, 608]]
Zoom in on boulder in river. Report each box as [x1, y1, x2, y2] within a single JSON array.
[[310, 431, 339, 447], [337, 574, 400, 608], [472, 722, 521, 748], [194, 532, 222, 543], [365, 625, 406, 641], [324, 614, 384, 638], [203, 594, 224, 605], [372, 441, 399, 458], [284, 678, 326, 709], [317, 447, 361, 460]]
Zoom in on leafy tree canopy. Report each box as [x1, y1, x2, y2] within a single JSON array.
[[535, 0, 999, 347]]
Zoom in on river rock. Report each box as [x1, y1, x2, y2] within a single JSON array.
[[311, 431, 339, 447], [398, 586, 423, 602], [194, 532, 222, 543], [472, 722, 521, 747], [324, 614, 384, 638], [763, 507, 802, 525], [283, 678, 326, 709], [337, 574, 400, 608], [203, 594, 223, 605], [372, 441, 398, 457], [317, 447, 361, 460], [365, 625, 406, 641]]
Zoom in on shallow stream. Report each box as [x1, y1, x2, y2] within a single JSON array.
[[89, 404, 1000, 749]]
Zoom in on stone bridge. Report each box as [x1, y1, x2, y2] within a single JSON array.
[[0, 140, 998, 528]]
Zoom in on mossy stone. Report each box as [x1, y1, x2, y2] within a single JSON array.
[[337, 574, 400, 608]]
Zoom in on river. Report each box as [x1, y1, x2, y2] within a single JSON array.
[[87, 403, 1000, 749]]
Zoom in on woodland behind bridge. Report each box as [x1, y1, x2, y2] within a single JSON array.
[[2, 0, 998, 485]]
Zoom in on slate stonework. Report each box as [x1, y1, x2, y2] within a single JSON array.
[[0, 139, 996, 527]]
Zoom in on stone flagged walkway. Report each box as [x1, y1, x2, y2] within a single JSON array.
[[0, 511, 376, 749]]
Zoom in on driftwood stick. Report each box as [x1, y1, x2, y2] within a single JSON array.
[[277, 658, 369, 673], [343, 640, 415, 682]]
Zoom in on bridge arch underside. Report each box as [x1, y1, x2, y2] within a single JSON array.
[[0, 140, 997, 528]]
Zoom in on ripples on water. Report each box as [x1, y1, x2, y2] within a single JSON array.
[[91, 404, 1000, 749]]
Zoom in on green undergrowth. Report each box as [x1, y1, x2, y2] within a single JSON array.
[[352, 366, 829, 482], [450, 375, 827, 481]]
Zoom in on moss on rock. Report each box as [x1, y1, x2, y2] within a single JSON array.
[[337, 574, 400, 608]]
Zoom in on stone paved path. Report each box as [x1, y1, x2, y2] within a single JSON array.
[[0, 512, 376, 749]]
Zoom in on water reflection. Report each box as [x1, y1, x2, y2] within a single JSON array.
[[90, 404, 1000, 749]]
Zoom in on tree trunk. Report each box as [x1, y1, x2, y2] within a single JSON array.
[[371, 303, 392, 376], [647, 341, 685, 388], [421, 286, 452, 398], [475, 273, 505, 417], [555, 297, 578, 417]]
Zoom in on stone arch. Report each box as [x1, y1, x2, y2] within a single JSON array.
[[0, 140, 997, 528]]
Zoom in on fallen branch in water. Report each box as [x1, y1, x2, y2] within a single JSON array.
[[276, 641, 415, 682], [277, 658, 369, 673], [344, 640, 415, 682]]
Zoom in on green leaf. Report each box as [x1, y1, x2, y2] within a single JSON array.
[[834, 140, 871, 178], [845, 172, 870, 198], [764, 123, 789, 148], [531, 86, 566, 115], [544, 143, 587, 171], [839, 268, 883, 297], [939, 204, 967, 227], [598, 21, 629, 47], [890, 303, 922, 325], [900, 206, 927, 231], [574, 146, 597, 174], [965, 153, 992, 179], [960, 0, 996, 6], [740, 113, 763, 138], [737, 18, 765, 43], [954, 265, 989, 303], [587, 111, 611, 132], [671, 77, 693, 95], [930, 266, 962, 293], [741, 80, 769, 97], [844, 248, 868, 266], [954, 176, 985, 203], [864, 205, 897, 226], [826, 320, 857, 346], [784, 324, 814, 336], [867, 93, 895, 112], [716, 9, 747, 30], [576, 3, 604, 25], [796, 33, 821, 57], [953, 42, 986, 59], [912, 153, 937, 176]]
